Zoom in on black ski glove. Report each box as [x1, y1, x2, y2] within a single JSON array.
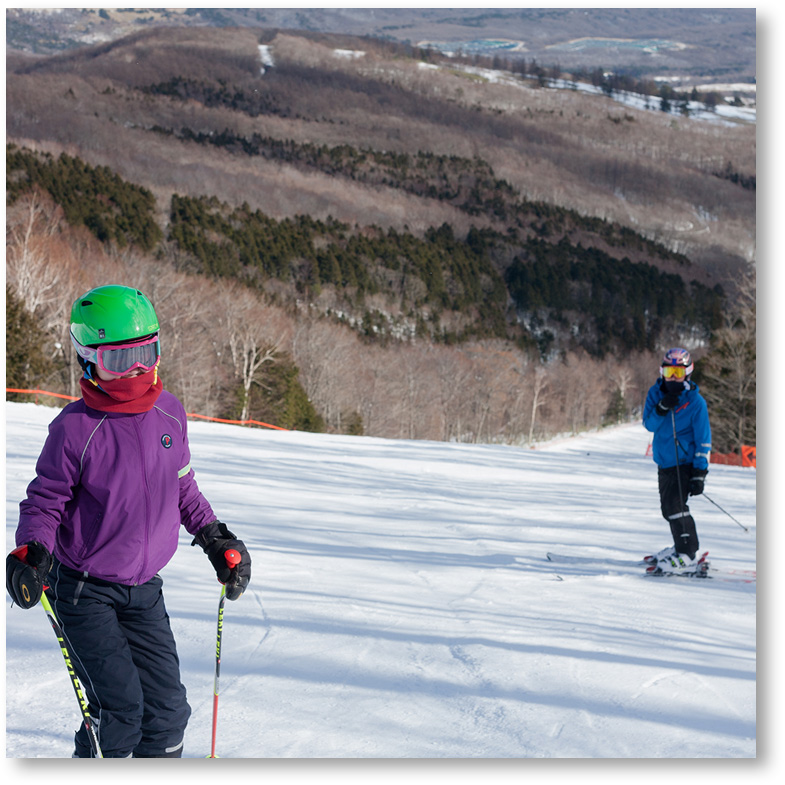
[[689, 469, 708, 496], [192, 521, 251, 600], [6, 542, 53, 609], [655, 391, 681, 416]]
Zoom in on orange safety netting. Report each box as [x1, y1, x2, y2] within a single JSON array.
[[6, 388, 288, 431], [711, 445, 756, 468], [646, 440, 755, 468]]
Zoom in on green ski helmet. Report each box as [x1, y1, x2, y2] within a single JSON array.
[[70, 285, 159, 346]]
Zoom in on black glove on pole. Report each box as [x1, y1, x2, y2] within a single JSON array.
[[8, 543, 102, 755], [689, 469, 708, 496], [6, 542, 53, 609], [192, 522, 251, 600]]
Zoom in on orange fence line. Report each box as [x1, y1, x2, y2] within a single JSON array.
[[6, 387, 79, 401], [711, 446, 756, 468], [185, 412, 288, 431], [6, 388, 289, 431]]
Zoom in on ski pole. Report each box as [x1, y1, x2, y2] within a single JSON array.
[[701, 492, 750, 532], [40, 591, 104, 758], [207, 548, 242, 759]]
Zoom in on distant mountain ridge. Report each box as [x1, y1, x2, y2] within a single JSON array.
[[6, 24, 754, 275], [6, 7, 756, 86]]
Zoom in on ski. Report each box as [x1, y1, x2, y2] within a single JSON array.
[[546, 552, 755, 583], [642, 550, 756, 581]]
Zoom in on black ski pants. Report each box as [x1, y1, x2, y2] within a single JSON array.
[[46, 559, 190, 758], [658, 463, 699, 559]]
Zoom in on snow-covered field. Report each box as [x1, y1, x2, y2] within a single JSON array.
[[259, 44, 755, 128], [5, 400, 759, 767], [417, 61, 756, 127]]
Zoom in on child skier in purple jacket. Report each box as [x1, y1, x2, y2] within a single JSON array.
[[6, 285, 252, 757]]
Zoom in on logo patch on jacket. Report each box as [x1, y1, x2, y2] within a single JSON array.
[[161, 434, 173, 449]]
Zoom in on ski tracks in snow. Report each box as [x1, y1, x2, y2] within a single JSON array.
[[406, 529, 535, 756]]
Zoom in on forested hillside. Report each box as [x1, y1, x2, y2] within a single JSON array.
[[5, 25, 755, 451]]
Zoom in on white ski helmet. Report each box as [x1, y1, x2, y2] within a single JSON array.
[[660, 347, 694, 379]]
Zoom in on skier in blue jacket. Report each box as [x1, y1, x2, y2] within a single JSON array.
[[643, 348, 712, 574]]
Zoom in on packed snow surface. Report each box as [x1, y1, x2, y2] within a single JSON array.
[[5, 401, 757, 761]]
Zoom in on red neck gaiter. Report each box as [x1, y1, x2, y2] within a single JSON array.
[[80, 367, 163, 414]]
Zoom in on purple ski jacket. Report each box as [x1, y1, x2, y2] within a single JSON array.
[[17, 390, 216, 585]]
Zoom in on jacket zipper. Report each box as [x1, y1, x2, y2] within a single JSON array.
[[134, 416, 152, 585], [673, 401, 691, 462]]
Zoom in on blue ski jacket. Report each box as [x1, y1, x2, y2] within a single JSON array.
[[643, 379, 712, 471]]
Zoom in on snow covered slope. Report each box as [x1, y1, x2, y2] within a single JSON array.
[[5, 401, 756, 759]]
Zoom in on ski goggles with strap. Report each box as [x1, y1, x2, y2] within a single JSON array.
[[660, 365, 688, 380], [71, 332, 160, 376]]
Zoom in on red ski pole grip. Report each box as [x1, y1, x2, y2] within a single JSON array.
[[225, 549, 241, 567]]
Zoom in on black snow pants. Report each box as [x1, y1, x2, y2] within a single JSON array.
[[46, 559, 191, 758], [658, 463, 699, 559]]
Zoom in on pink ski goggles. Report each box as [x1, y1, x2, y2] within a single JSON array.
[[71, 332, 160, 376]]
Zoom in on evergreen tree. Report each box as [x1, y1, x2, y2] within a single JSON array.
[[7, 146, 162, 251], [6, 285, 56, 399], [246, 352, 325, 433], [603, 389, 626, 425]]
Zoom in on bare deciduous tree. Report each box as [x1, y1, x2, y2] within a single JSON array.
[[527, 365, 550, 445], [292, 316, 361, 431], [5, 192, 88, 393], [212, 281, 290, 421], [431, 344, 475, 442], [699, 265, 756, 453]]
